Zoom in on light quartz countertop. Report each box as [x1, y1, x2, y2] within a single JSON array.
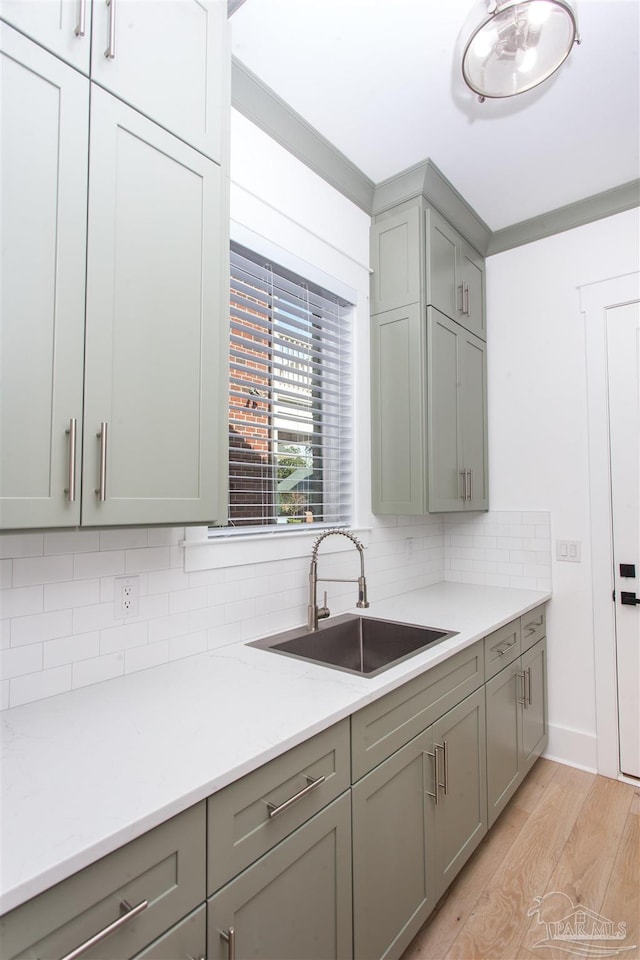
[[0, 581, 550, 916]]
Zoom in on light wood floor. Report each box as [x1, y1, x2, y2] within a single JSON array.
[[402, 759, 640, 960]]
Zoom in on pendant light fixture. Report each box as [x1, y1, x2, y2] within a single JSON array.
[[461, 0, 580, 102]]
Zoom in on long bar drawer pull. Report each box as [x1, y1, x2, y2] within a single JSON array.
[[266, 774, 325, 819], [75, 0, 87, 36], [425, 747, 441, 805], [105, 0, 116, 58], [220, 926, 236, 960], [59, 898, 148, 960], [524, 615, 544, 635], [96, 421, 108, 501], [492, 637, 516, 656], [516, 672, 526, 706], [65, 418, 77, 502]]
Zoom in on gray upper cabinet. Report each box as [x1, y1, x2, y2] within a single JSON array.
[[0, 0, 227, 162], [0, 26, 88, 529], [0, 7, 229, 529], [0, 0, 92, 72], [426, 207, 486, 340], [81, 87, 227, 527], [370, 198, 488, 515]]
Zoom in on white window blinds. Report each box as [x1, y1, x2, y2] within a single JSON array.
[[225, 243, 353, 530]]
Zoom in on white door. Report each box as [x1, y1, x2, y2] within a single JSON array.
[[607, 300, 640, 779]]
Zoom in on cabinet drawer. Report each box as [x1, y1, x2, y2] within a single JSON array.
[[521, 604, 546, 653], [207, 719, 350, 895], [0, 803, 206, 960], [484, 619, 521, 680], [132, 906, 205, 960], [351, 640, 484, 781]]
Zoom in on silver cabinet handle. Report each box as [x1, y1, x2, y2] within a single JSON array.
[[526, 667, 532, 706], [75, 0, 87, 37], [65, 418, 77, 502], [266, 774, 325, 819], [425, 747, 441, 805], [492, 637, 516, 656], [220, 927, 236, 960], [524, 614, 544, 636], [441, 739, 449, 796], [517, 672, 527, 706], [96, 422, 108, 501], [464, 281, 470, 316], [105, 0, 116, 58], [457, 283, 464, 314], [60, 899, 148, 960], [466, 468, 472, 501], [460, 470, 467, 501]]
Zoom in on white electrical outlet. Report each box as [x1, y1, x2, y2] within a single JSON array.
[[114, 575, 139, 618]]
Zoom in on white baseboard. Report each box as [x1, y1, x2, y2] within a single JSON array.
[[543, 722, 598, 774]]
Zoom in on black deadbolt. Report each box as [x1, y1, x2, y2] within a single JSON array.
[[620, 563, 636, 578]]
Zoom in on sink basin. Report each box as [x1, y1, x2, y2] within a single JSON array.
[[248, 614, 457, 677]]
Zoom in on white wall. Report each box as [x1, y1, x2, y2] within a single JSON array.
[[487, 208, 640, 771]]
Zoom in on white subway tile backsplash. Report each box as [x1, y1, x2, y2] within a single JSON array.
[[13, 555, 74, 587], [73, 551, 125, 581], [0, 534, 44, 560], [1, 643, 43, 679], [125, 640, 168, 674], [73, 652, 124, 689], [125, 546, 171, 575], [100, 621, 149, 655], [0, 512, 550, 709], [0, 559, 12, 590], [1, 585, 44, 619], [11, 610, 73, 647], [44, 579, 100, 612], [44, 531, 100, 556], [10, 665, 72, 707], [44, 632, 100, 669]]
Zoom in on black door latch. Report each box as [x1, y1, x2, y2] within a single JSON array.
[[621, 591, 640, 606]]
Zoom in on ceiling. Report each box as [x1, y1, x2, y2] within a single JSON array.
[[229, 0, 640, 232]]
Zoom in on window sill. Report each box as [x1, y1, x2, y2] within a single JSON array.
[[182, 526, 371, 572]]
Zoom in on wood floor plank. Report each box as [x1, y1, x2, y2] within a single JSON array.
[[516, 775, 636, 959], [402, 802, 530, 960], [599, 794, 640, 959], [442, 764, 594, 960]]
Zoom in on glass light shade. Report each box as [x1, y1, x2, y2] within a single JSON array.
[[462, 0, 578, 100]]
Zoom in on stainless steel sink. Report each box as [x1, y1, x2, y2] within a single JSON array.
[[248, 614, 457, 677]]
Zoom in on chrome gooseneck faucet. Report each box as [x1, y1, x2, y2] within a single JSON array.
[[307, 529, 369, 631]]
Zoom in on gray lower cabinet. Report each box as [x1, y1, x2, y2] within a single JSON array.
[[352, 686, 487, 960], [486, 630, 548, 828], [131, 906, 205, 960], [207, 793, 353, 960], [352, 728, 435, 960], [431, 687, 487, 897], [0, 804, 206, 960]]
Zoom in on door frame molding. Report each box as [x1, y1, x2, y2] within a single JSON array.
[[580, 271, 640, 780]]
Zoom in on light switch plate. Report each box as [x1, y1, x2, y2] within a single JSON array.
[[556, 540, 582, 562]]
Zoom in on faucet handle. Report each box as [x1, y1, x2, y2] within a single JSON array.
[[318, 591, 331, 621]]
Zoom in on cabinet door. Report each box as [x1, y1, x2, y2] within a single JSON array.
[[207, 794, 352, 960], [370, 205, 421, 315], [0, 0, 91, 72], [90, 0, 227, 162], [459, 328, 488, 510], [459, 241, 486, 340], [0, 26, 88, 529], [431, 687, 487, 898], [82, 87, 227, 526], [427, 308, 463, 512], [521, 638, 548, 772], [352, 728, 435, 960], [426, 207, 458, 321], [371, 304, 426, 514], [486, 660, 523, 828]]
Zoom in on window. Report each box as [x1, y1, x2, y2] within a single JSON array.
[[220, 242, 353, 532]]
